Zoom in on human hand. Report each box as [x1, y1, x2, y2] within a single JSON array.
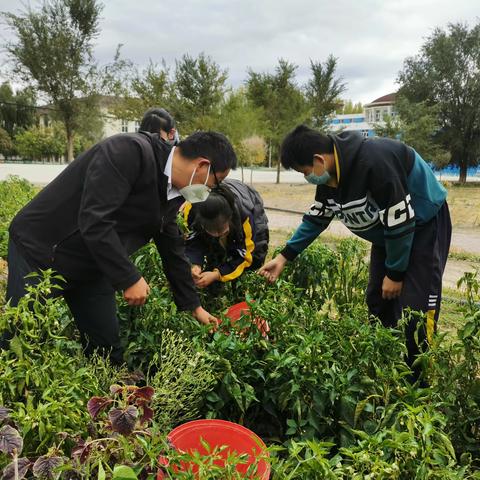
[[191, 264, 202, 281], [192, 306, 219, 328], [195, 270, 221, 288], [257, 254, 288, 283], [123, 277, 150, 306], [382, 276, 403, 300]]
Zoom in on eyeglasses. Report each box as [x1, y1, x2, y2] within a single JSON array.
[[202, 156, 220, 189]]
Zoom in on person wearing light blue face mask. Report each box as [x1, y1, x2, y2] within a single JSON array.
[[304, 156, 332, 186], [260, 124, 451, 385]]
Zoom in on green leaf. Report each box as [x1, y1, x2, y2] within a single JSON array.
[[98, 461, 106, 480], [112, 465, 138, 480]]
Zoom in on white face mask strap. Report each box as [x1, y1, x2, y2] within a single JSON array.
[[188, 166, 197, 186], [204, 164, 211, 185], [189, 163, 211, 187]]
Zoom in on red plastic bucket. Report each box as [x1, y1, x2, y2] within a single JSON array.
[[224, 301, 270, 338], [158, 419, 270, 479]]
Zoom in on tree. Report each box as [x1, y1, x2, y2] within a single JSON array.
[[15, 123, 66, 162], [398, 22, 480, 182], [0, 82, 37, 137], [212, 88, 267, 179], [108, 61, 171, 122], [240, 135, 267, 184], [341, 99, 363, 114], [0, 128, 14, 159], [170, 53, 228, 134], [3, 0, 104, 162], [374, 97, 450, 168], [246, 59, 309, 182], [306, 56, 346, 129]]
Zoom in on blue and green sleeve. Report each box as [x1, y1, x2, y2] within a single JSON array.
[[280, 201, 334, 261]]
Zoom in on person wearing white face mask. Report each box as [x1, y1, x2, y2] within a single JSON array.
[[5, 130, 237, 364]]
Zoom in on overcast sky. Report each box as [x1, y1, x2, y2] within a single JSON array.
[[0, 0, 478, 104]]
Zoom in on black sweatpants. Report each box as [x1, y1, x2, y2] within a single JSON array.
[[5, 238, 123, 364], [366, 202, 452, 381]]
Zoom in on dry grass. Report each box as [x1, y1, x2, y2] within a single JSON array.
[[443, 184, 480, 228]]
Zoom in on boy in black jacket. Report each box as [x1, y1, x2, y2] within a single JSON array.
[[259, 125, 451, 382], [5, 130, 237, 363]]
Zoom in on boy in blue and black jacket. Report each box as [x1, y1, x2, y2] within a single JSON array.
[[259, 125, 452, 382]]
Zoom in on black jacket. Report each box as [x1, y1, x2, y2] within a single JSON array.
[[281, 131, 447, 280], [184, 179, 269, 282], [9, 132, 200, 311]]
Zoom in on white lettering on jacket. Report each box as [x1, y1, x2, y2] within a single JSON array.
[[380, 194, 414, 228], [306, 194, 381, 232]]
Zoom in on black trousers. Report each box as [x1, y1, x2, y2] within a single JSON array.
[[366, 202, 452, 380], [5, 239, 123, 364]]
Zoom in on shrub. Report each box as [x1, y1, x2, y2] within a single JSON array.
[[0, 176, 37, 258]]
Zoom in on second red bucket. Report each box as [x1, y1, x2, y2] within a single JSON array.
[[225, 301, 270, 338]]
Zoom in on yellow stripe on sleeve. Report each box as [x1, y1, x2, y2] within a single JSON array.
[[220, 217, 255, 282]]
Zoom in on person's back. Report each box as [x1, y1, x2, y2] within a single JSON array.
[[222, 179, 269, 264], [10, 132, 166, 283]]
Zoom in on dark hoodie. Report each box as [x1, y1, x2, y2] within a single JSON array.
[[9, 132, 200, 310], [280, 131, 447, 281], [184, 179, 269, 281]]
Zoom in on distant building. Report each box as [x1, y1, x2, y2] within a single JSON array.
[[38, 96, 141, 139], [327, 93, 396, 138]]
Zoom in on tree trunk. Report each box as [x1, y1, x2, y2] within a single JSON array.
[[66, 128, 74, 163], [459, 160, 467, 183], [276, 156, 281, 184]]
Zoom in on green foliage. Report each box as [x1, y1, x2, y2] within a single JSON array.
[[171, 53, 228, 134], [148, 329, 216, 431], [246, 59, 309, 180], [306, 55, 346, 130], [0, 176, 37, 258], [2, 0, 104, 161], [426, 270, 480, 459], [0, 271, 124, 455], [2, 203, 480, 477], [398, 21, 480, 182], [108, 61, 171, 122], [281, 237, 369, 310], [341, 99, 364, 114], [374, 96, 450, 166], [0, 81, 36, 139], [14, 123, 66, 161], [0, 128, 14, 158]]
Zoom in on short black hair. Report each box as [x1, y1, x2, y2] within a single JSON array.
[[280, 125, 333, 170], [178, 131, 237, 172], [140, 108, 175, 134]]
